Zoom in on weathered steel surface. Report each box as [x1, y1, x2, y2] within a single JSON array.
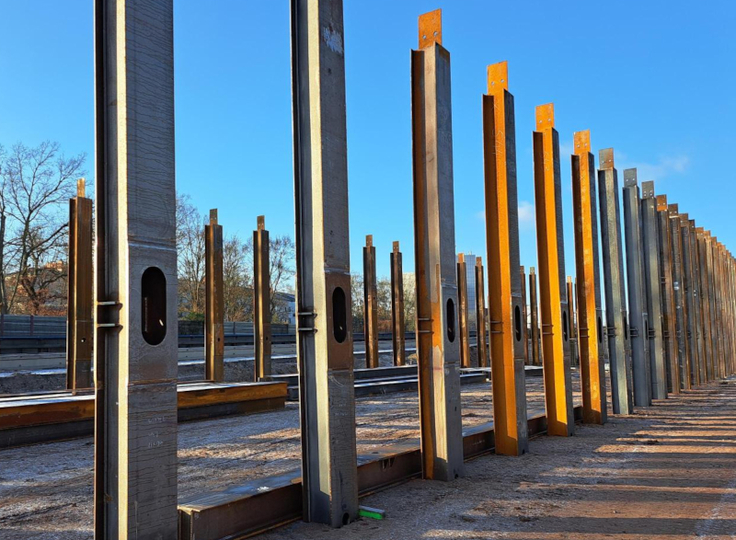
[[482, 61, 529, 455], [391, 241, 406, 366], [475, 258, 488, 368], [206, 209, 225, 382], [669, 205, 691, 390], [529, 267, 541, 367], [411, 9, 464, 480], [291, 0, 359, 525], [66, 178, 93, 390], [680, 215, 700, 388], [458, 254, 471, 368], [533, 103, 574, 436], [520, 266, 529, 365], [598, 149, 633, 414], [94, 0, 179, 537], [656, 195, 680, 393], [571, 131, 606, 424], [640, 182, 667, 399], [623, 169, 651, 407], [688, 220, 706, 384], [696, 228, 715, 382], [363, 235, 379, 369], [254, 216, 272, 381], [567, 277, 578, 367]]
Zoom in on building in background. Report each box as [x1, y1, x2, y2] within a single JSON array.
[[459, 253, 477, 331]]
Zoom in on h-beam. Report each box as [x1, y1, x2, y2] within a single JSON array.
[[205, 209, 225, 382], [363, 235, 379, 369], [482, 61, 529, 455], [656, 195, 680, 393], [391, 241, 406, 366], [254, 215, 272, 381], [291, 0, 359, 525], [668, 205, 691, 390], [411, 9, 464, 480]]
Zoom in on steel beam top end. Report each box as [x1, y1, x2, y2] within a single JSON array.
[[476, 256, 483, 267], [535, 103, 555, 131], [530, 266, 536, 275], [679, 213, 689, 224], [599, 148, 614, 170], [641, 180, 655, 199], [656, 194, 668, 211], [487, 61, 508, 94], [77, 177, 86, 197], [458, 252, 465, 263], [573, 130, 591, 155], [668, 203, 679, 217], [393, 240, 400, 252], [366, 234, 373, 247], [210, 208, 218, 224], [257, 215, 265, 230], [623, 168, 638, 187], [418, 9, 442, 48]]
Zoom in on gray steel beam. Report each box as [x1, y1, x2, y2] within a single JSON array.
[[656, 196, 680, 394], [291, 0, 359, 526], [668, 205, 691, 390], [529, 267, 541, 367], [254, 215, 272, 381], [475, 258, 488, 368], [521, 266, 528, 365], [411, 9, 464, 480], [640, 182, 667, 399], [696, 228, 715, 382], [93, 0, 179, 537], [391, 241, 406, 367], [206, 209, 225, 382], [680, 215, 700, 387], [597, 149, 633, 414], [458, 254, 471, 368], [363, 235, 379, 369], [622, 169, 651, 407]]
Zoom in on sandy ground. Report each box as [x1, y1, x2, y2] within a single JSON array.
[[2, 373, 734, 539]]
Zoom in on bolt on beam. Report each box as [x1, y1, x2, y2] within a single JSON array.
[[254, 215, 272, 381], [623, 169, 652, 407], [411, 9, 464, 480], [391, 241, 406, 366], [533, 103, 574, 436], [571, 131, 606, 424], [640, 182, 667, 399], [668, 205, 692, 390], [475, 257, 488, 368], [291, 0, 359, 525], [458, 254, 472, 368], [482, 61, 529, 455], [363, 235, 379, 369], [67, 178, 93, 391], [598, 149, 634, 414], [656, 195, 681, 394], [205, 209, 225, 382], [529, 267, 542, 367], [93, 0, 179, 537]]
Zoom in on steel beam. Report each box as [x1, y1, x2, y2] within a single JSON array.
[[567, 277, 578, 367], [93, 0, 178, 537], [598, 149, 634, 414], [363, 235, 379, 369], [390, 241, 406, 367], [640, 182, 667, 399], [622, 169, 651, 407], [67, 178, 93, 390], [458, 254, 471, 368], [482, 61, 529, 455], [689, 220, 706, 384], [533, 103, 574, 436], [475, 257, 488, 368], [669, 205, 691, 390], [706, 234, 724, 379], [411, 9, 464, 480], [254, 216, 272, 381], [205, 209, 225, 382], [680, 215, 700, 387], [529, 267, 541, 367], [291, 0, 359, 525], [696, 228, 715, 382], [656, 196, 680, 394], [571, 131, 606, 424], [521, 266, 529, 365]]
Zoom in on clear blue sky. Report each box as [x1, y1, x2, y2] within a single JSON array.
[[1, 1, 735, 281]]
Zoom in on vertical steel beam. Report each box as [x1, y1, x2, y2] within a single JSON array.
[[475, 257, 488, 368], [529, 267, 541, 367], [411, 9, 464, 480], [67, 178, 93, 390], [254, 215, 272, 381], [687, 220, 705, 384], [707, 234, 724, 379], [598, 149, 634, 414], [533, 103, 574, 436], [482, 61, 529, 455], [640, 182, 667, 399], [521, 266, 529, 365], [656, 196, 680, 394], [571, 131, 606, 424], [458, 254, 471, 368], [680, 214, 700, 387], [669, 205, 691, 390], [205, 209, 225, 382], [93, 0, 178, 537], [696, 228, 715, 382], [567, 277, 578, 367], [622, 169, 651, 407], [390, 241, 406, 367], [291, 0, 358, 525], [363, 235, 379, 369]]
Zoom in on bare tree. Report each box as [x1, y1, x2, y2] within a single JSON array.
[[268, 234, 295, 322], [223, 234, 252, 322], [0, 141, 85, 315], [351, 272, 364, 334], [403, 272, 417, 332], [176, 194, 207, 318]]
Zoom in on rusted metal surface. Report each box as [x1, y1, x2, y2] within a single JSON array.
[[533, 103, 574, 437], [411, 8, 464, 480], [688, 220, 706, 384], [475, 257, 488, 368], [656, 195, 680, 393], [458, 254, 471, 368], [598, 149, 634, 414], [391, 241, 406, 366], [696, 228, 715, 382], [291, 0, 359, 525], [66, 178, 93, 390], [680, 214, 700, 387], [363, 235, 379, 369], [521, 266, 529, 365], [669, 205, 691, 390], [254, 216, 272, 381], [482, 61, 529, 455], [206, 209, 225, 382], [571, 131, 606, 424], [529, 267, 541, 367]]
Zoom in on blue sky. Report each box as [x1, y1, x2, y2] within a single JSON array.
[[1, 1, 734, 281]]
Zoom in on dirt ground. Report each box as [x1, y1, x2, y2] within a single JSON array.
[[1, 374, 734, 539]]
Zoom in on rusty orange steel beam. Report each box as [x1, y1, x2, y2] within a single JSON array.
[[482, 61, 529, 456], [571, 130, 606, 424], [533, 103, 574, 437], [205, 209, 225, 382]]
